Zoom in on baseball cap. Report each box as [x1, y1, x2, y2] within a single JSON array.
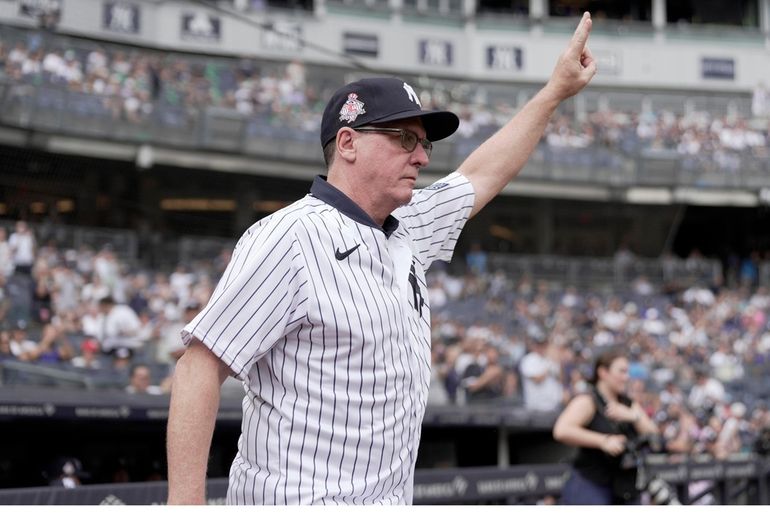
[[81, 339, 99, 353], [320, 77, 459, 148]]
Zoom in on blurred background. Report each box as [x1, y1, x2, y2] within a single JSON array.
[[1, 0, 770, 505]]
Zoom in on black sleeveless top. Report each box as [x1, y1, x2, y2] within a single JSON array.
[[572, 386, 636, 486]]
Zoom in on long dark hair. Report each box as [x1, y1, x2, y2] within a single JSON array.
[[588, 347, 627, 386]]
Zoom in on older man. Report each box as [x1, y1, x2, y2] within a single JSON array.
[[167, 13, 596, 505]]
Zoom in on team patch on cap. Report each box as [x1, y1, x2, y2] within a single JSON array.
[[339, 93, 366, 124]]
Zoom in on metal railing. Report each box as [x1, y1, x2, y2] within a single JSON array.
[[1, 80, 769, 189], [487, 253, 722, 288], [0, 455, 767, 504]]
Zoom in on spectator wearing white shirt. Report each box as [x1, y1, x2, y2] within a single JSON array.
[[520, 338, 564, 412], [97, 296, 143, 355], [8, 221, 36, 275], [688, 368, 726, 410]]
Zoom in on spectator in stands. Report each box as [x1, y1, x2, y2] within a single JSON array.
[[0, 274, 9, 326], [8, 221, 35, 275], [47, 457, 87, 488], [156, 301, 197, 366], [465, 241, 488, 275], [553, 347, 658, 505], [31, 260, 54, 323], [688, 368, 726, 411], [8, 319, 38, 361], [0, 329, 15, 360], [29, 310, 79, 363], [752, 82, 769, 119], [125, 363, 164, 395], [461, 344, 506, 402], [0, 227, 13, 278], [519, 337, 563, 412], [70, 338, 102, 369], [97, 296, 144, 357]]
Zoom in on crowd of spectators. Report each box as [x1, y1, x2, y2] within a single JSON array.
[[2, 219, 770, 467], [0, 31, 323, 132], [2, 27, 769, 177], [0, 220, 227, 394], [426, 254, 770, 463]]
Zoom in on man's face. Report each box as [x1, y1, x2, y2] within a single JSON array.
[[354, 118, 430, 212], [132, 367, 151, 391]]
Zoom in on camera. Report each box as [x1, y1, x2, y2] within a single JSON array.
[[619, 434, 664, 470], [645, 477, 681, 505]]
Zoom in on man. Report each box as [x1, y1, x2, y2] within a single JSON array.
[[519, 337, 564, 412], [97, 296, 143, 356], [167, 13, 596, 505], [125, 363, 164, 395], [8, 221, 35, 276]]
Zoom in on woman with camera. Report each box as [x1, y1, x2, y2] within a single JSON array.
[[553, 347, 658, 504]]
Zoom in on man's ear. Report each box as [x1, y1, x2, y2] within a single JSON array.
[[336, 127, 357, 163]]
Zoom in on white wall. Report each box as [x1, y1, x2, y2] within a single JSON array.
[[1, 0, 768, 91]]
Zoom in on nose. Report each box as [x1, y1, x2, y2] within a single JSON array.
[[411, 143, 430, 168]]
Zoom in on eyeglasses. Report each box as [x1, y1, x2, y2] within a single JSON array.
[[354, 127, 432, 157]]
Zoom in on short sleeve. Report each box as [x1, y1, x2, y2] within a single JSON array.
[[395, 172, 475, 268], [182, 215, 307, 381]]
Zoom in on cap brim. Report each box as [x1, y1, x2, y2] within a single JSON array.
[[371, 110, 459, 142]]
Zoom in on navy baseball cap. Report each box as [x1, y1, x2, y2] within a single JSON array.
[[320, 77, 459, 147]]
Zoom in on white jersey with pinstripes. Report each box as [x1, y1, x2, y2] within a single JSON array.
[[182, 171, 475, 504]]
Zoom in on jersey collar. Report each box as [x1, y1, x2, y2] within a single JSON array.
[[310, 175, 400, 238]]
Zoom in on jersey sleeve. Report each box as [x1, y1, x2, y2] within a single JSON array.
[[182, 214, 308, 381], [396, 171, 475, 268]]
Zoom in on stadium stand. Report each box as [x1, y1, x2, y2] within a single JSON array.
[[1, 219, 770, 498], [2, 0, 770, 505]]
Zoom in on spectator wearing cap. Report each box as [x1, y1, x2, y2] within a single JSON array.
[[70, 338, 102, 369]]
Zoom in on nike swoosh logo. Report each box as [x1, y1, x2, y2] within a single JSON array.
[[335, 244, 360, 260]]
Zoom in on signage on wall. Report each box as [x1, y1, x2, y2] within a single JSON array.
[[343, 32, 379, 58], [486, 45, 523, 71], [181, 11, 221, 42], [419, 39, 453, 67], [702, 57, 735, 80], [103, 2, 140, 34], [592, 48, 621, 76], [262, 21, 302, 52], [18, 0, 61, 27]]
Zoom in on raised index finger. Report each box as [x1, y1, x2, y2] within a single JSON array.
[[568, 12, 592, 57]]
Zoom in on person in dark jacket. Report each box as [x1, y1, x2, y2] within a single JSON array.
[[553, 347, 658, 504]]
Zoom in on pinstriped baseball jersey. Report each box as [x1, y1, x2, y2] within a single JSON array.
[[182, 171, 474, 504]]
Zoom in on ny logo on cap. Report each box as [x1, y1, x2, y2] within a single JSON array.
[[339, 93, 366, 123], [403, 82, 421, 107]]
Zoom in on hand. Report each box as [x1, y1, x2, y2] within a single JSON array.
[[605, 402, 639, 424], [600, 434, 627, 456], [544, 12, 597, 101]]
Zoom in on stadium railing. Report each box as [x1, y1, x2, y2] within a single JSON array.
[[0, 454, 767, 505], [486, 253, 722, 288], [2, 79, 768, 190], [0, 219, 138, 262]]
